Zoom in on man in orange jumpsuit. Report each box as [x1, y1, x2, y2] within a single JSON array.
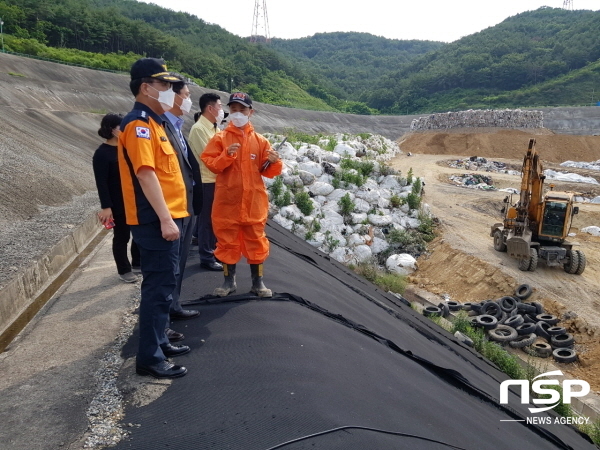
[[201, 92, 282, 297]]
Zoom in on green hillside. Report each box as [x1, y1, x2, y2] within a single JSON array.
[[2, 0, 417, 112], [363, 7, 600, 113], [271, 32, 444, 98], [1, 1, 600, 114]]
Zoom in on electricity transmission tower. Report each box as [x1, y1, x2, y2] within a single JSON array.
[[250, 0, 270, 44], [563, 0, 573, 10]]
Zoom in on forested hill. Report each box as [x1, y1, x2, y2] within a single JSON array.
[[1, 1, 600, 114], [1, 0, 336, 110], [362, 7, 600, 113], [271, 33, 444, 99]]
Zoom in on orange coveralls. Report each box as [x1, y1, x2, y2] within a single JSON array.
[[201, 122, 283, 265]]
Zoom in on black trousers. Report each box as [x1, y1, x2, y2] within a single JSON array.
[[197, 182, 218, 265], [131, 219, 182, 366], [112, 213, 140, 275]]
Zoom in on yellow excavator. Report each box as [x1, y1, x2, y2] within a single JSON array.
[[490, 138, 586, 274]]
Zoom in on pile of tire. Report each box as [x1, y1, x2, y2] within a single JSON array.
[[422, 283, 577, 364]]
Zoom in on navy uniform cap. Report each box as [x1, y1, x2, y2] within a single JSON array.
[[227, 92, 253, 108], [130, 58, 181, 82]]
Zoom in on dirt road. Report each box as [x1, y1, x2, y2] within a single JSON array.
[[392, 129, 600, 390]]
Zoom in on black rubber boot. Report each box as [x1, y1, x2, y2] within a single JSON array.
[[214, 263, 237, 297], [250, 263, 272, 298]]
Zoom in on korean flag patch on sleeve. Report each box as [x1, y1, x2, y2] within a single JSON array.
[[136, 126, 150, 139]]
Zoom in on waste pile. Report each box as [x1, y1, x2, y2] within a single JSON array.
[[544, 169, 599, 185], [446, 156, 520, 175], [410, 109, 543, 131], [446, 156, 600, 192], [445, 156, 518, 190], [422, 284, 578, 364], [449, 173, 496, 190], [560, 159, 600, 172]]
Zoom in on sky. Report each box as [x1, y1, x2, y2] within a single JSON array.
[[140, 0, 600, 43]]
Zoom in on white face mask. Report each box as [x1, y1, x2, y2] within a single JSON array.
[[230, 111, 249, 128], [180, 96, 193, 113], [148, 85, 175, 111], [215, 108, 225, 123]]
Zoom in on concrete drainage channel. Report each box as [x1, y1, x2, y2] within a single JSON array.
[[0, 213, 106, 353], [403, 285, 600, 423]]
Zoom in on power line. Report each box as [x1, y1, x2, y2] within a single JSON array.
[[250, 0, 270, 44]]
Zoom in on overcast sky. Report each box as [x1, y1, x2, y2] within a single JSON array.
[[140, 0, 599, 42]]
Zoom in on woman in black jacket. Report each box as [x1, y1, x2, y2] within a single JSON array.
[[92, 113, 140, 283]]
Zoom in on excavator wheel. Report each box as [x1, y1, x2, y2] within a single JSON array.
[[528, 248, 538, 272], [564, 250, 580, 274], [518, 257, 529, 271], [493, 230, 507, 252], [518, 248, 537, 272], [575, 250, 586, 275], [518, 253, 530, 271]]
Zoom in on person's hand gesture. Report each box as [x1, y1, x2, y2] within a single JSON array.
[[266, 148, 280, 163], [227, 143, 240, 156]]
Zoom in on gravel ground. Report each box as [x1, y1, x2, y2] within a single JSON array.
[[82, 291, 140, 449], [0, 191, 98, 289]]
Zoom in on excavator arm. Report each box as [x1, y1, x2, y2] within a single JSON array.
[[518, 138, 545, 225], [504, 139, 545, 259]]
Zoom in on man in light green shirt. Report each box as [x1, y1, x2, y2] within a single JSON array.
[[188, 93, 225, 271]]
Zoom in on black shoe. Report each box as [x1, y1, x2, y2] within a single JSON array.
[[136, 360, 187, 379], [170, 309, 200, 320], [191, 236, 198, 246], [165, 328, 184, 342], [162, 343, 191, 357], [201, 261, 223, 271]]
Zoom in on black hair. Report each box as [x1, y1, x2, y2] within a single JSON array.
[[98, 113, 124, 140], [172, 78, 186, 95], [193, 112, 202, 122], [199, 93, 221, 112], [129, 77, 156, 96]]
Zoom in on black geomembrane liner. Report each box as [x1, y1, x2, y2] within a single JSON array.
[[114, 221, 595, 449]]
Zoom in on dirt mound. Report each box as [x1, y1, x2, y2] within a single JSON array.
[[399, 128, 600, 164]]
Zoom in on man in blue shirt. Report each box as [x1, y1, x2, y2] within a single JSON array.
[[161, 76, 203, 330]]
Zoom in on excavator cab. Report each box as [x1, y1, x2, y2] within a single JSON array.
[[538, 193, 579, 242], [539, 201, 568, 239]]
